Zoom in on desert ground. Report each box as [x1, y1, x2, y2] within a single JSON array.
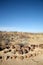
[[0, 31, 43, 65]]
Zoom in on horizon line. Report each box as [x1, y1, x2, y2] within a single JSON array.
[[0, 27, 43, 33]]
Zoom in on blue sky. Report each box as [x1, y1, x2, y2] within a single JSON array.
[[0, 0, 43, 32]]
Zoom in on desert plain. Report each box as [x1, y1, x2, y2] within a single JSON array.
[[0, 31, 43, 65]]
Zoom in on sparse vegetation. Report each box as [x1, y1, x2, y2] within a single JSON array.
[[0, 31, 43, 65]]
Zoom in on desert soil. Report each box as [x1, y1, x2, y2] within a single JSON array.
[[0, 31, 43, 65]]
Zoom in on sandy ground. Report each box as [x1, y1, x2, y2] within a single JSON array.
[[0, 54, 43, 65], [0, 32, 43, 65]]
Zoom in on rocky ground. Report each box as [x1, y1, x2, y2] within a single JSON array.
[[0, 31, 43, 65]]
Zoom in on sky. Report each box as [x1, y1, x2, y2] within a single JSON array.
[[0, 0, 43, 32]]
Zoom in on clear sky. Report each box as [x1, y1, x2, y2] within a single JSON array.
[[0, 0, 43, 32]]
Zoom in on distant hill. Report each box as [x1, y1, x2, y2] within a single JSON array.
[[0, 31, 43, 46]]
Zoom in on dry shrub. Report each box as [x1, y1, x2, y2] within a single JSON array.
[[0, 56, 2, 59], [19, 56, 24, 60], [6, 56, 10, 60], [39, 44, 43, 49]]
